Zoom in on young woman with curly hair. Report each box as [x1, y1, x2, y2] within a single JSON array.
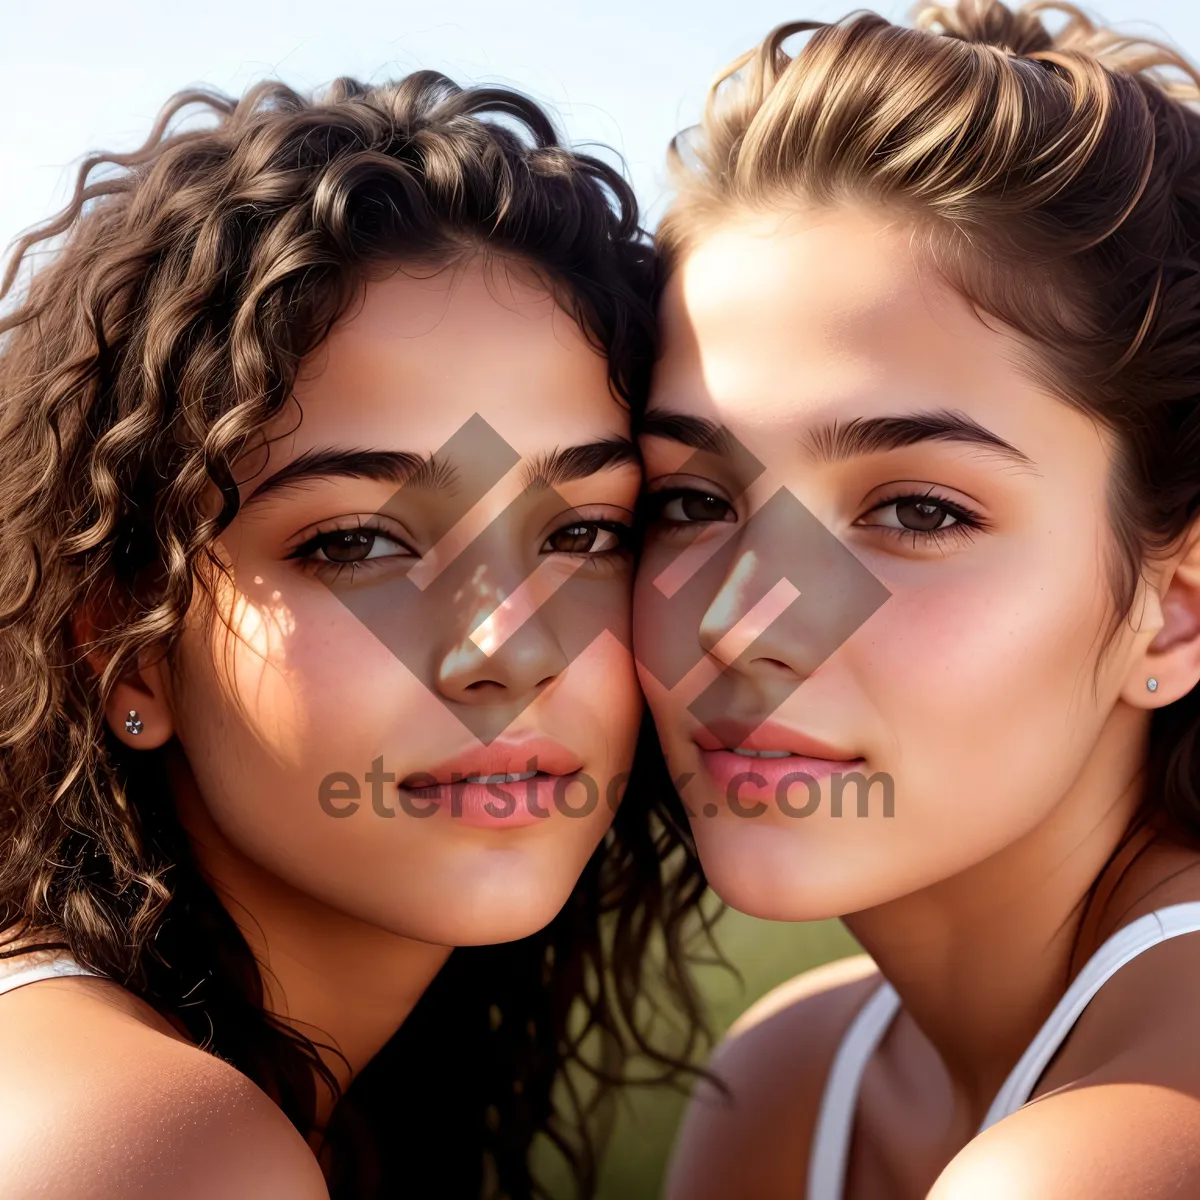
[[0, 73, 706, 1199]]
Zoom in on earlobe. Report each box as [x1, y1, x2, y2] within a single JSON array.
[[104, 657, 175, 750], [73, 606, 176, 750]]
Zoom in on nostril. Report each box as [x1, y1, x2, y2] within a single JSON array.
[[464, 679, 506, 692], [755, 656, 798, 676]]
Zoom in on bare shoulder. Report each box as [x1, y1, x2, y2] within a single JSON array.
[[0, 975, 329, 1200], [933, 924, 1200, 1199], [929, 1084, 1200, 1199], [666, 953, 881, 1200]]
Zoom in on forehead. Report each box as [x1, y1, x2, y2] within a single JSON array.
[[283, 255, 626, 457], [662, 210, 1017, 398], [649, 206, 1099, 460]]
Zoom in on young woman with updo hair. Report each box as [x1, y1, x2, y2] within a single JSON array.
[[633, 1, 1200, 1195]]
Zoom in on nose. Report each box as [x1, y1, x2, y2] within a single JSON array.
[[697, 487, 890, 683], [698, 548, 808, 680], [435, 574, 569, 706]]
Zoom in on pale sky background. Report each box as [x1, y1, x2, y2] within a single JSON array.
[[2, 0, 1200, 253]]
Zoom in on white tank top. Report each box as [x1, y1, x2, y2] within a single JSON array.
[[807, 901, 1200, 1199], [0, 948, 103, 995]]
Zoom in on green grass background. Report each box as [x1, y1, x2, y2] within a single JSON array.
[[537, 912, 862, 1199]]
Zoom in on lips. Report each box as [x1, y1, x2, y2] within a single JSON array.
[[700, 748, 865, 796], [411, 738, 584, 787], [692, 718, 858, 762], [688, 718, 865, 808], [398, 737, 590, 830]]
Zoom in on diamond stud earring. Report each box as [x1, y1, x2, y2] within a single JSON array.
[[124, 710, 144, 736], [1147, 678, 1159, 693]]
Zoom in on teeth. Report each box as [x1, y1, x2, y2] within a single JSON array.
[[730, 748, 794, 758], [462, 771, 539, 784]]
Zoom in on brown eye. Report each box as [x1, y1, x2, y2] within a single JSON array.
[[856, 490, 981, 543], [657, 491, 735, 523], [894, 499, 950, 531], [303, 528, 412, 565], [543, 523, 622, 554], [322, 530, 375, 562]]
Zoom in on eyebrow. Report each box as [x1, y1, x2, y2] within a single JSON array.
[[803, 410, 1034, 467], [243, 448, 453, 504], [520, 437, 639, 490], [243, 438, 639, 505], [639, 406, 1033, 468], [636, 410, 732, 454]]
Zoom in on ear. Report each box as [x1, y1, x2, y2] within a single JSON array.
[[1123, 521, 1200, 709], [71, 607, 175, 750]]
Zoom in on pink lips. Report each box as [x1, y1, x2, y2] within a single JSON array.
[[700, 749, 864, 798], [401, 738, 588, 829], [693, 720, 864, 810]]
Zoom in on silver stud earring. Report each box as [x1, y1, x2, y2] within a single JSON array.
[[124, 710, 144, 736], [1147, 678, 1159, 693]]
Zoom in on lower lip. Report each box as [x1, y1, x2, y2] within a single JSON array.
[[399, 774, 588, 829], [700, 750, 865, 802]]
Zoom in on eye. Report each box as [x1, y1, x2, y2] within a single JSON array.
[[542, 521, 630, 555], [856, 491, 983, 541], [650, 489, 737, 525], [877, 498, 958, 532], [291, 524, 415, 566]]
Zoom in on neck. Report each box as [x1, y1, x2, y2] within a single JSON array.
[[845, 701, 1162, 1123], [165, 747, 452, 1129]]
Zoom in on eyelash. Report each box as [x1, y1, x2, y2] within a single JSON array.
[[642, 487, 736, 527], [541, 519, 635, 559], [855, 488, 987, 548], [644, 485, 986, 548], [285, 520, 414, 581], [287, 516, 634, 581]]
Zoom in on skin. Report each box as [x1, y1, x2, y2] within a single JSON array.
[[0, 255, 643, 1197], [641, 206, 1200, 1198]]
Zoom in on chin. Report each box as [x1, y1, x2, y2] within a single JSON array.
[[392, 867, 580, 948], [691, 821, 906, 923], [408, 903, 570, 948]]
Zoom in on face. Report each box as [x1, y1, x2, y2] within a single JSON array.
[[159, 257, 642, 946], [635, 206, 1151, 921]]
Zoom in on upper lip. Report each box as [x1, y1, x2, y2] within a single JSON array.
[[692, 719, 860, 761], [412, 738, 584, 785]]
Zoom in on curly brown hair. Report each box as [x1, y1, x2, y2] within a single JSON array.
[[0, 72, 710, 1198]]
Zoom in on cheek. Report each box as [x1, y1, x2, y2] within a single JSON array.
[[551, 631, 643, 763], [859, 540, 1119, 829], [631, 556, 706, 746], [634, 660, 687, 759], [686, 540, 1126, 919], [167, 587, 457, 878], [173, 587, 424, 772]]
